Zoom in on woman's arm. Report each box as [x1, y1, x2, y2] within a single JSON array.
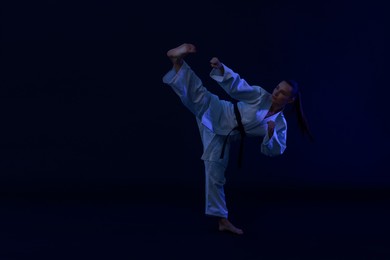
[[261, 117, 287, 157], [209, 57, 263, 103]]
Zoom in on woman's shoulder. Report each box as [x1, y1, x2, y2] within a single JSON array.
[[253, 85, 271, 95]]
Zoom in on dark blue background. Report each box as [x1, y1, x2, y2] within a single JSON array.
[[1, 1, 388, 192], [1, 1, 390, 259]]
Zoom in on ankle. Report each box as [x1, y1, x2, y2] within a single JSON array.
[[218, 218, 228, 224], [172, 59, 183, 72]]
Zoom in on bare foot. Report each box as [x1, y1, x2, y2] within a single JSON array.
[[167, 43, 196, 71], [218, 218, 244, 235]]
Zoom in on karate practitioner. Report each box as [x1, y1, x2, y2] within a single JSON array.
[[162, 43, 313, 235]]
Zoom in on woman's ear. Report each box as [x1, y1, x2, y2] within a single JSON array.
[[288, 97, 295, 104]]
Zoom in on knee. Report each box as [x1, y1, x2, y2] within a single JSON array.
[[210, 174, 226, 186], [205, 161, 226, 186]]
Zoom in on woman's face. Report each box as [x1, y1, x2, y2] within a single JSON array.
[[271, 81, 295, 107]]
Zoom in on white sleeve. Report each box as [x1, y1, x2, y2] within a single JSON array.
[[210, 64, 264, 104], [261, 116, 287, 156]]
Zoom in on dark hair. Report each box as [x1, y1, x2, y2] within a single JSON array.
[[285, 80, 314, 142]]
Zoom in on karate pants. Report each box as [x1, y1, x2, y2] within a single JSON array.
[[197, 118, 231, 218], [163, 62, 234, 218]]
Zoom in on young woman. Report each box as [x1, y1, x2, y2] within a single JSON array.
[[162, 43, 313, 235]]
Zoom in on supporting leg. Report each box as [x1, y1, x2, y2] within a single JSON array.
[[204, 160, 243, 235]]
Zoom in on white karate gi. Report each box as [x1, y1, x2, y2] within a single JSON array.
[[162, 61, 287, 218]]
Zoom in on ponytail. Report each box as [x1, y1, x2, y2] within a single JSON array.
[[285, 80, 314, 142]]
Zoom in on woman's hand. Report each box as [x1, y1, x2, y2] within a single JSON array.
[[210, 57, 223, 70], [267, 121, 275, 138]]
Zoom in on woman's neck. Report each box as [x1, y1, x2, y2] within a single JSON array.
[[269, 103, 283, 113]]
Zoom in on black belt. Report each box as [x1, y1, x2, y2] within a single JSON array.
[[220, 102, 246, 168]]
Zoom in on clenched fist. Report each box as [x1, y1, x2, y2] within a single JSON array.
[[210, 57, 223, 69]]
